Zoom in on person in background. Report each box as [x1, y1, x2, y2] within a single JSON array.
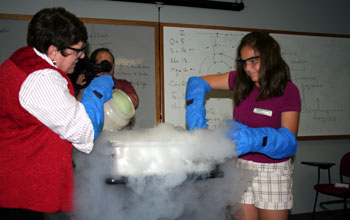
[[0, 7, 113, 219], [185, 32, 301, 220], [75, 48, 139, 109]]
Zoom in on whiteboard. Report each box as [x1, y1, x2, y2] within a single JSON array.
[[163, 26, 350, 137], [272, 33, 350, 136], [0, 18, 157, 129]]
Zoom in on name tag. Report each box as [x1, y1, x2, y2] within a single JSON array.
[[253, 108, 272, 117]]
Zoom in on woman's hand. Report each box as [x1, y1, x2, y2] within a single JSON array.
[[76, 74, 86, 87]]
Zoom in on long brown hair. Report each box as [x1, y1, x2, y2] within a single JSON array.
[[233, 32, 290, 106]]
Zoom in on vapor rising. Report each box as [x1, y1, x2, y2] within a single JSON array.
[[49, 123, 252, 220]]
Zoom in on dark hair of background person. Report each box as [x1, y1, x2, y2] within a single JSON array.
[[90, 48, 115, 64], [27, 7, 88, 56], [233, 31, 291, 106]]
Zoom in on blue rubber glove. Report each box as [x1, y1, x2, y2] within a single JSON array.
[[226, 120, 297, 159], [81, 75, 114, 139], [185, 76, 211, 130]]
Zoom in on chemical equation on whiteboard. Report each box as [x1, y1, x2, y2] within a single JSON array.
[[167, 37, 196, 78], [166, 30, 242, 79], [170, 91, 185, 101]]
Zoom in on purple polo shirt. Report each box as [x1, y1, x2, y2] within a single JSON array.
[[113, 78, 137, 95], [228, 71, 301, 163]]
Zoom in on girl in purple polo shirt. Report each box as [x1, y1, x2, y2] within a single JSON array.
[[185, 32, 301, 220]]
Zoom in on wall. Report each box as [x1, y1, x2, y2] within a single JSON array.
[[1, 0, 349, 35], [1, 0, 349, 214]]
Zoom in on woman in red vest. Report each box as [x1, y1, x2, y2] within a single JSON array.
[[0, 7, 114, 219]]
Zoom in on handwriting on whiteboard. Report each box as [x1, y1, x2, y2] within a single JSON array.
[[281, 48, 343, 126], [164, 27, 247, 129]]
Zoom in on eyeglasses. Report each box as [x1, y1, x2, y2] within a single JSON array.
[[237, 56, 260, 66], [63, 45, 86, 58]]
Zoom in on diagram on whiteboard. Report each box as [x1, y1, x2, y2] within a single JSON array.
[[163, 27, 248, 129]]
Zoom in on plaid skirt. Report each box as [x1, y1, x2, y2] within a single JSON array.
[[237, 158, 293, 210]]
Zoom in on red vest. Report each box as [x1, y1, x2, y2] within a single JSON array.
[[0, 47, 75, 212]]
